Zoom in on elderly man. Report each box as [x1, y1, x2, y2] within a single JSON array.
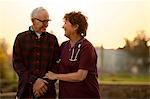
[[13, 7, 59, 98]]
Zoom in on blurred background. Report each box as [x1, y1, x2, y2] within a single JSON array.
[[0, 0, 150, 98]]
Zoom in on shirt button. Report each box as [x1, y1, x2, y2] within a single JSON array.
[[37, 60, 39, 64], [36, 69, 39, 72], [69, 48, 71, 51], [37, 52, 40, 56]]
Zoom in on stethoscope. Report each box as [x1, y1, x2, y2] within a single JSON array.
[[69, 43, 81, 62], [56, 42, 82, 64]]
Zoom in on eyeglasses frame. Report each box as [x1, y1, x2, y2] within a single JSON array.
[[34, 18, 51, 25]]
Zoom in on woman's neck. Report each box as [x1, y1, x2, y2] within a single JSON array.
[[70, 35, 82, 47]]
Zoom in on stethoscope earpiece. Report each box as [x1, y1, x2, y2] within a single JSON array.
[[69, 43, 81, 62]]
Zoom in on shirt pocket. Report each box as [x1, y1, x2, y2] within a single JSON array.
[[69, 61, 79, 72]]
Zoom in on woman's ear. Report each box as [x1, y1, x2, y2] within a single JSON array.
[[74, 24, 79, 31]]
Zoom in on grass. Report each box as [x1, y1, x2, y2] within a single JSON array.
[[98, 73, 150, 84]]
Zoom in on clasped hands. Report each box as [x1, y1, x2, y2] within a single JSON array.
[[33, 71, 56, 97], [33, 78, 48, 97]]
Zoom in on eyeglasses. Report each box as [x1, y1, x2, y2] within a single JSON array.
[[34, 18, 51, 25]]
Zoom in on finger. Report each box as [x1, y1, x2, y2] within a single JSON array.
[[33, 85, 37, 92], [38, 89, 45, 96], [43, 75, 48, 78], [36, 89, 43, 97], [33, 88, 39, 97], [48, 71, 52, 73], [48, 71, 53, 74], [39, 83, 46, 96], [42, 84, 48, 93], [44, 73, 48, 76], [34, 91, 40, 97], [33, 86, 39, 94], [33, 83, 37, 92], [46, 73, 49, 77], [41, 81, 48, 91], [33, 86, 37, 94], [40, 86, 46, 94], [34, 92, 38, 97], [43, 80, 48, 84], [43, 84, 48, 91], [33, 89, 36, 94]]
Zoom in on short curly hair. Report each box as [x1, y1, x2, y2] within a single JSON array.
[[63, 11, 88, 37]]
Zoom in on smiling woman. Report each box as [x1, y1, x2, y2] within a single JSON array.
[[44, 11, 101, 98]]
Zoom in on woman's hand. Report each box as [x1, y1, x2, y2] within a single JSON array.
[[44, 71, 57, 80]]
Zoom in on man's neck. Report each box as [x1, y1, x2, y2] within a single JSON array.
[[32, 25, 42, 34]]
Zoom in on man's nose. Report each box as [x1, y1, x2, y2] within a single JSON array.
[[44, 22, 48, 27]]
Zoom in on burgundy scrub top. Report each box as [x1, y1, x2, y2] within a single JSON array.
[[58, 38, 100, 99]]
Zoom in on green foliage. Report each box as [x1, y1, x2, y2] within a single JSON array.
[[0, 39, 16, 81], [0, 39, 17, 92]]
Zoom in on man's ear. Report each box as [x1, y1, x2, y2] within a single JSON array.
[[31, 18, 34, 23]]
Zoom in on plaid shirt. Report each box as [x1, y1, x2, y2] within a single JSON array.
[[13, 26, 60, 98]]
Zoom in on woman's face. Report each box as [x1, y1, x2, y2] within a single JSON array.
[[63, 19, 76, 38]]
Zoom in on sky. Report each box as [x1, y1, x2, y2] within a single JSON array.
[[0, 0, 150, 53]]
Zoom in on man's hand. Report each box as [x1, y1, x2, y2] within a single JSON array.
[[33, 78, 48, 97]]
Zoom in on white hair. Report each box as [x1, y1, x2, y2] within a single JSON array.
[[31, 7, 48, 18]]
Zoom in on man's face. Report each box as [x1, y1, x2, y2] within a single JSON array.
[[32, 10, 50, 33]]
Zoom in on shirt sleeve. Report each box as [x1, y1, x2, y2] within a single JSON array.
[[79, 44, 97, 71], [13, 34, 37, 84], [51, 36, 60, 73]]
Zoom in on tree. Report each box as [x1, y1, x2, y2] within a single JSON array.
[[0, 39, 15, 80], [123, 30, 150, 74]]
